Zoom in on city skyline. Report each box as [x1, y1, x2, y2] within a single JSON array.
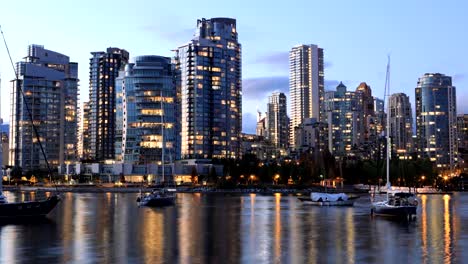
[[0, 0, 467, 135]]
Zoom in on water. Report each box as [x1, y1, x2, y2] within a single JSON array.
[[0, 192, 467, 263]]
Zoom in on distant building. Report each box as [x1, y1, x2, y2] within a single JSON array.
[[324, 82, 361, 157], [10, 45, 78, 171], [389, 93, 413, 158], [415, 73, 458, 175], [374, 97, 386, 137], [88, 47, 129, 161], [294, 118, 328, 155], [115, 55, 176, 164], [78, 102, 91, 161], [457, 114, 468, 175], [256, 111, 268, 138], [240, 133, 276, 160], [267, 92, 289, 152], [174, 18, 242, 159], [289, 44, 324, 148]]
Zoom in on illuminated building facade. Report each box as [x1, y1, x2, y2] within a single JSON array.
[[415, 73, 458, 174], [267, 92, 289, 151], [289, 44, 324, 148], [78, 101, 91, 161], [89, 47, 129, 161], [115, 56, 176, 164], [389, 93, 413, 158], [175, 17, 242, 159], [324, 82, 361, 156], [10, 44, 78, 170]]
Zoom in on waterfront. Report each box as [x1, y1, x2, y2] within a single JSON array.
[[0, 192, 467, 263]]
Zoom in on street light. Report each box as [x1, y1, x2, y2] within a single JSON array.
[[274, 174, 280, 185]]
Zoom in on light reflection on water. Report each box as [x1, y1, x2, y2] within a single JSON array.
[[0, 192, 467, 263]]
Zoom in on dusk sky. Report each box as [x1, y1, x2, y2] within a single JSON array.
[[0, 0, 466, 133]]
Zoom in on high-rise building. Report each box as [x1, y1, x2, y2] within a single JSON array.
[[374, 97, 385, 137], [289, 44, 324, 148], [324, 82, 361, 156], [115, 56, 176, 164], [415, 73, 458, 174], [174, 18, 242, 159], [389, 93, 413, 158], [10, 44, 78, 171], [355, 82, 376, 143], [457, 114, 468, 151], [78, 101, 91, 161], [267, 92, 289, 151], [256, 111, 268, 138], [88, 47, 129, 161]]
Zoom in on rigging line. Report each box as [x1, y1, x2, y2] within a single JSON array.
[[0, 25, 58, 194]]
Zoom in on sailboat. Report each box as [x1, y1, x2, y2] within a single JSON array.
[[371, 56, 418, 220], [0, 26, 61, 219], [137, 90, 176, 207]]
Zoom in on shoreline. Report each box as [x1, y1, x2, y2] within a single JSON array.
[[2, 185, 366, 194]]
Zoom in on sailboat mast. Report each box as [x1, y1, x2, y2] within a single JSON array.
[[385, 56, 391, 192], [161, 90, 165, 183]]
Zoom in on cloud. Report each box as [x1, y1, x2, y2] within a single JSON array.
[[453, 73, 466, 82], [242, 112, 257, 134], [243, 76, 289, 99], [253, 51, 289, 69], [142, 25, 194, 44], [325, 80, 341, 90]]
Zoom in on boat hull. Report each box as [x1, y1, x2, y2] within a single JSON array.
[[139, 196, 175, 207], [298, 197, 357, 206], [371, 204, 417, 219], [0, 195, 60, 219]]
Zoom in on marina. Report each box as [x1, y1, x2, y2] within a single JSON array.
[[0, 191, 466, 263]]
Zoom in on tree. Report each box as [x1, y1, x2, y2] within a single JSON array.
[[191, 166, 198, 184]]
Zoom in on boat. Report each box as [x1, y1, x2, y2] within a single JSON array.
[[0, 195, 61, 219], [416, 186, 452, 195], [298, 192, 358, 206], [371, 57, 418, 220], [0, 26, 61, 219], [137, 187, 176, 207]]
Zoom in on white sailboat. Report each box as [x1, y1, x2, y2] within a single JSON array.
[[371, 56, 418, 220]]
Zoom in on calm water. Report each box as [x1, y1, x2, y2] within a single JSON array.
[[0, 192, 467, 264]]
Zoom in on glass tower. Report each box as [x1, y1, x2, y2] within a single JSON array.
[[324, 82, 361, 156], [115, 56, 176, 164], [389, 93, 413, 158], [289, 44, 324, 148], [415, 73, 458, 174], [10, 44, 78, 171], [267, 92, 289, 151], [175, 18, 242, 159], [89, 47, 129, 161]]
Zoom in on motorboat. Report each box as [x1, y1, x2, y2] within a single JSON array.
[[137, 188, 176, 207]]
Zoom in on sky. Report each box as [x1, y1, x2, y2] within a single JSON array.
[[0, 0, 467, 134]]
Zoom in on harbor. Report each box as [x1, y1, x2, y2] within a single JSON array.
[[0, 191, 466, 263]]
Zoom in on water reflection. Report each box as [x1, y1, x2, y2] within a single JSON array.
[[0, 192, 467, 263]]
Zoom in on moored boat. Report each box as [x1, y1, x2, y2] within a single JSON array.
[[137, 188, 176, 207], [0, 195, 60, 220], [298, 192, 358, 206]]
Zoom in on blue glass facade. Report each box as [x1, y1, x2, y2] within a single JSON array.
[[115, 56, 176, 164], [175, 18, 242, 159], [415, 73, 458, 173]]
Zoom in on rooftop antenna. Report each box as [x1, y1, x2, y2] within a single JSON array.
[[0, 25, 57, 192]]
